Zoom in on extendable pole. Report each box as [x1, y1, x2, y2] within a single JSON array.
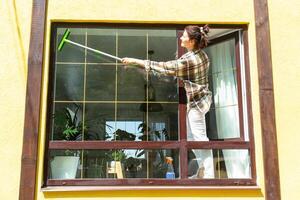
[[57, 29, 122, 62], [64, 39, 122, 61]]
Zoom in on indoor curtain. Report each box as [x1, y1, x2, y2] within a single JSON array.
[[205, 38, 250, 178]]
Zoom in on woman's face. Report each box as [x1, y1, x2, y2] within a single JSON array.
[[180, 30, 195, 50]]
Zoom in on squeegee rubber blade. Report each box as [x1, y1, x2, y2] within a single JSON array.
[[57, 29, 71, 51]]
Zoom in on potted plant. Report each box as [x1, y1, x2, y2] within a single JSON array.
[[50, 104, 85, 179]]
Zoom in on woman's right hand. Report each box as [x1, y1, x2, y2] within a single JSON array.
[[121, 57, 136, 65]]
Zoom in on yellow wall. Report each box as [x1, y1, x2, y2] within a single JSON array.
[[268, 1, 300, 200], [39, 0, 264, 200], [0, 0, 32, 200], [0, 0, 299, 200]]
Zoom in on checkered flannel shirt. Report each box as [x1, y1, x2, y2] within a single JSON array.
[[145, 49, 212, 111]]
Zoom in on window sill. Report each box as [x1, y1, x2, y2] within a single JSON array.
[[42, 185, 262, 192]]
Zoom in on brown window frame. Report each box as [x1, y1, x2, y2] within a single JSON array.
[[43, 23, 256, 187]]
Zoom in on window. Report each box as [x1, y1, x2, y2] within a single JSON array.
[[45, 23, 255, 186]]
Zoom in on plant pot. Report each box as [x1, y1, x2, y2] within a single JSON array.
[[51, 156, 80, 179]]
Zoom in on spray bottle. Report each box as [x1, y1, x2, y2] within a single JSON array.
[[165, 157, 175, 179]]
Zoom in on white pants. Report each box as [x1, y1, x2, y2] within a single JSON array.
[[187, 106, 214, 178]]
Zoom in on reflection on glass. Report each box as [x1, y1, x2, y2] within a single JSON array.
[[117, 66, 146, 101], [188, 149, 251, 179], [51, 103, 84, 141], [111, 103, 178, 141], [52, 26, 180, 142], [106, 120, 142, 141], [148, 29, 177, 61], [149, 74, 178, 102], [54, 64, 84, 101], [56, 28, 86, 63], [83, 150, 114, 178], [83, 149, 179, 179], [86, 65, 115, 101], [148, 104, 178, 141], [84, 103, 115, 140], [118, 29, 147, 59], [146, 149, 179, 178], [49, 149, 179, 179], [115, 104, 144, 141], [86, 28, 117, 63]]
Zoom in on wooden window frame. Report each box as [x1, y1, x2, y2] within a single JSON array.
[[42, 23, 256, 187], [20, 1, 280, 199]]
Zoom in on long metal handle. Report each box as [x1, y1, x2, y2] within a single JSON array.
[[65, 39, 122, 61]]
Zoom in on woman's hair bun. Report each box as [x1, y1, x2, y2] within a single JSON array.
[[202, 24, 210, 34]]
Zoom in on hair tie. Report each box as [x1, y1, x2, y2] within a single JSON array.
[[199, 26, 204, 33], [199, 26, 208, 38]]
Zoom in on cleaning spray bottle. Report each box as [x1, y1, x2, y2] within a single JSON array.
[[165, 157, 175, 179]]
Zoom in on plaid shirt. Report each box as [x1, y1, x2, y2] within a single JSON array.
[[145, 49, 212, 111]]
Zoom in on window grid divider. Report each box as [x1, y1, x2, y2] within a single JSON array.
[[46, 25, 255, 185], [146, 32, 150, 178], [80, 28, 88, 179]]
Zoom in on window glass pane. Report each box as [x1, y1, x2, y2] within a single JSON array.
[[56, 28, 86, 63], [146, 149, 179, 179], [188, 149, 251, 179], [49, 149, 179, 179], [205, 38, 236, 74], [86, 65, 115, 101], [106, 120, 143, 141], [117, 69, 178, 103], [86, 28, 117, 63], [117, 66, 146, 101], [148, 104, 178, 141], [54, 64, 84, 101], [51, 103, 84, 141], [204, 37, 240, 139], [111, 103, 178, 141], [150, 74, 178, 102], [148, 29, 177, 61], [118, 29, 147, 59], [207, 105, 240, 139], [83, 150, 114, 178], [115, 104, 144, 141], [148, 29, 178, 102], [209, 70, 238, 108], [84, 103, 115, 140], [83, 149, 179, 179]]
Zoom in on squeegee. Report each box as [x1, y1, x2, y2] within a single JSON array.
[[57, 29, 122, 61]]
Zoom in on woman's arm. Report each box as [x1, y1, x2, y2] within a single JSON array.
[[122, 58, 145, 67], [122, 57, 188, 76]]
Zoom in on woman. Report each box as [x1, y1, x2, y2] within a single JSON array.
[[122, 25, 214, 178]]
